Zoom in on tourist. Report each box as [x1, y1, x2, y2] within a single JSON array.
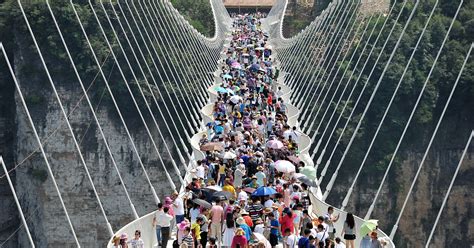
[[334, 237, 346, 248], [370, 232, 382, 248], [152, 203, 165, 247], [119, 233, 128, 248], [297, 229, 311, 248], [111, 235, 120, 248], [210, 200, 224, 245], [173, 192, 186, 224], [325, 206, 339, 241], [223, 213, 236, 247], [341, 213, 356, 248], [191, 217, 203, 248], [268, 213, 280, 248], [127, 230, 144, 248], [160, 207, 174, 248], [231, 228, 248, 248], [181, 226, 194, 248]]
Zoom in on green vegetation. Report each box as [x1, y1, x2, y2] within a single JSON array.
[[170, 0, 215, 37]]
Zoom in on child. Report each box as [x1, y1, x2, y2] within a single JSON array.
[[181, 226, 194, 248], [268, 213, 280, 248]]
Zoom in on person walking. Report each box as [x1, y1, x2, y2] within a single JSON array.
[[152, 203, 165, 247], [210, 200, 225, 246], [159, 207, 173, 247], [341, 213, 356, 248]]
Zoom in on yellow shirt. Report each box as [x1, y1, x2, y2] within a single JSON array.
[[191, 223, 201, 240], [222, 185, 236, 198]]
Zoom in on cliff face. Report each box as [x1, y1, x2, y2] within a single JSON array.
[[0, 21, 181, 248], [329, 144, 474, 247]]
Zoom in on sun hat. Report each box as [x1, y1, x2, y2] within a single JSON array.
[[178, 221, 189, 231], [111, 235, 120, 243], [263, 208, 272, 215], [165, 197, 172, 203], [235, 227, 245, 236], [240, 209, 249, 215], [236, 217, 246, 225], [120, 233, 128, 240]]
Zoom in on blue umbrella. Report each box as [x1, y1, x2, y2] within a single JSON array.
[[251, 186, 277, 197], [223, 74, 233, 79], [215, 86, 228, 93]]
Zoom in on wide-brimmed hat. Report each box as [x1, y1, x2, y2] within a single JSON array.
[[111, 235, 120, 243], [240, 209, 249, 215], [235, 227, 245, 236], [178, 221, 189, 231], [165, 197, 172, 203], [120, 233, 128, 240], [257, 166, 263, 171], [263, 208, 272, 214], [236, 217, 245, 225], [272, 204, 280, 210]]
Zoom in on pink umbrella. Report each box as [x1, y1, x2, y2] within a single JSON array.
[[274, 160, 296, 173], [266, 140, 284, 149]]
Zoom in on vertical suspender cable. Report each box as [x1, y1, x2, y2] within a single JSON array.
[[0, 156, 36, 247], [47, 0, 140, 219], [1, 41, 80, 248], [323, 0, 420, 201], [340, 0, 439, 211], [365, 0, 464, 221], [19, 0, 114, 236], [425, 130, 474, 247]]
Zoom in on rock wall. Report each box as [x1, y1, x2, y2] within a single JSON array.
[[329, 146, 474, 248], [1, 29, 182, 247]]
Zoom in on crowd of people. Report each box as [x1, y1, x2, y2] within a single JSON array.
[[111, 12, 389, 248]]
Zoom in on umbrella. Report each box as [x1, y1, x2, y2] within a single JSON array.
[[243, 187, 256, 194], [212, 191, 233, 201], [192, 198, 212, 209], [214, 86, 228, 94], [242, 53, 250, 56], [226, 89, 235, 95], [220, 151, 237, 160], [266, 140, 284, 149], [255, 47, 265, 51], [205, 185, 222, 191], [232, 85, 241, 92], [250, 64, 260, 71], [200, 142, 224, 151], [360, 219, 379, 237], [251, 186, 277, 197], [287, 155, 301, 164], [300, 166, 317, 181], [253, 233, 271, 248], [223, 74, 233, 79], [274, 160, 296, 173], [230, 95, 242, 104], [296, 175, 318, 188]]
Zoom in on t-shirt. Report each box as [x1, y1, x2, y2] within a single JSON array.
[[191, 223, 201, 240], [196, 165, 205, 179], [270, 219, 280, 235], [211, 205, 224, 223], [254, 223, 265, 234], [199, 214, 209, 232], [255, 171, 266, 186], [155, 210, 173, 227], [264, 199, 274, 208], [316, 231, 328, 243], [181, 234, 194, 247], [173, 198, 185, 215], [234, 169, 244, 188], [298, 237, 310, 248], [287, 234, 298, 248], [246, 203, 263, 221], [128, 238, 144, 248], [190, 208, 200, 223]]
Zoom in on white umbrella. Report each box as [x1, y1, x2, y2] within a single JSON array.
[[274, 160, 295, 173], [205, 185, 222, 191], [266, 140, 284, 149], [230, 95, 242, 104], [220, 151, 237, 160], [253, 233, 271, 248]]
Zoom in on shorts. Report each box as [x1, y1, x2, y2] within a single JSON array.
[[344, 234, 356, 240], [269, 233, 279, 246]]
